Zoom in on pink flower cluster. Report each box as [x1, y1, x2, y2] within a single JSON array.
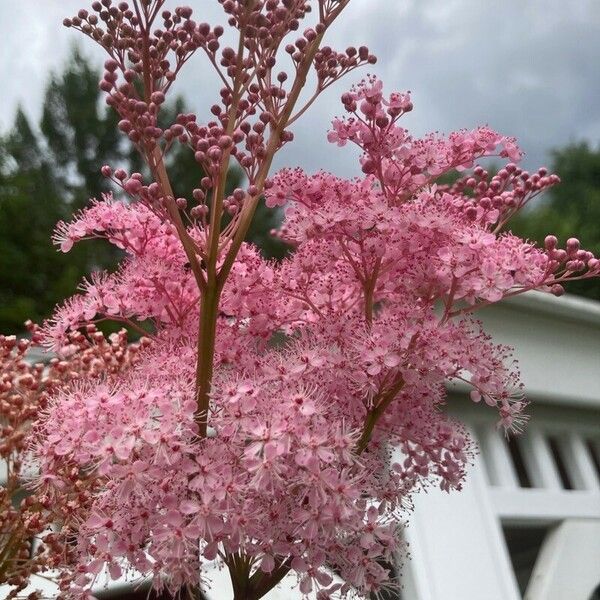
[[31, 78, 599, 598], [328, 76, 522, 197], [23, 2, 600, 599], [50, 196, 197, 341]]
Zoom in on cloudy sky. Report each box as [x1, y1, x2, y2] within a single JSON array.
[[1, 0, 599, 177]]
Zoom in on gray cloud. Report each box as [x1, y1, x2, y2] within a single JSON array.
[[2, 0, 599, 178]]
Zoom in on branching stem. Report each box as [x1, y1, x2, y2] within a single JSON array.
[[355, 377, 405, 455]]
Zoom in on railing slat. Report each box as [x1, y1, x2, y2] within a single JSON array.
[[519, 429, 563, 490], [477, 425, 519, 489]]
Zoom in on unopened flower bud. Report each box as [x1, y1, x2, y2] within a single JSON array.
[[208, 147, 222, 161], [218, 135, 233, 149], [190, 205, 208, 220], [124, 178, 143, 195], [148, 182, 160, 196], [361, 159, 376, 175], [554, 249, 567, 262], [151, 91, 165, 105], [566, 238, 580, 254], [465, 207, 478, 220], [104, 59, 119, 72]]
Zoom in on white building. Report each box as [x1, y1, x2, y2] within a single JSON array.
[[4, 293, 599, 600]]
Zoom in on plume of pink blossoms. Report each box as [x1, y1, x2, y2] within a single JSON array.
[[23, 1, 600, 600]]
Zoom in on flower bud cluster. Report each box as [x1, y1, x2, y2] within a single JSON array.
[[441, 164, 559, 230], [65, 1, 377, 227], [313, 45, 376, 87], [65, 2, 224, 152], [0, 324, 145, 598]]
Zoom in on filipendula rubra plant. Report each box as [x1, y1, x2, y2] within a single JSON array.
[[0, 324, 147, 599], [23, 1, 600, 599]]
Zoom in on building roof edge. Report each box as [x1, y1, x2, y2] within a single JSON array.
[[501, 291, 600, 328]]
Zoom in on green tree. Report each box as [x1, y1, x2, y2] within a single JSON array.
[[0, 112, 72, 329], [510, 142, 600, 301], [0, 49, 130, 332], [40, 49, 124, 213]]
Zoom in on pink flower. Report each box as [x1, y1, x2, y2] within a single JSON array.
[[26, 9, 599, 600]]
